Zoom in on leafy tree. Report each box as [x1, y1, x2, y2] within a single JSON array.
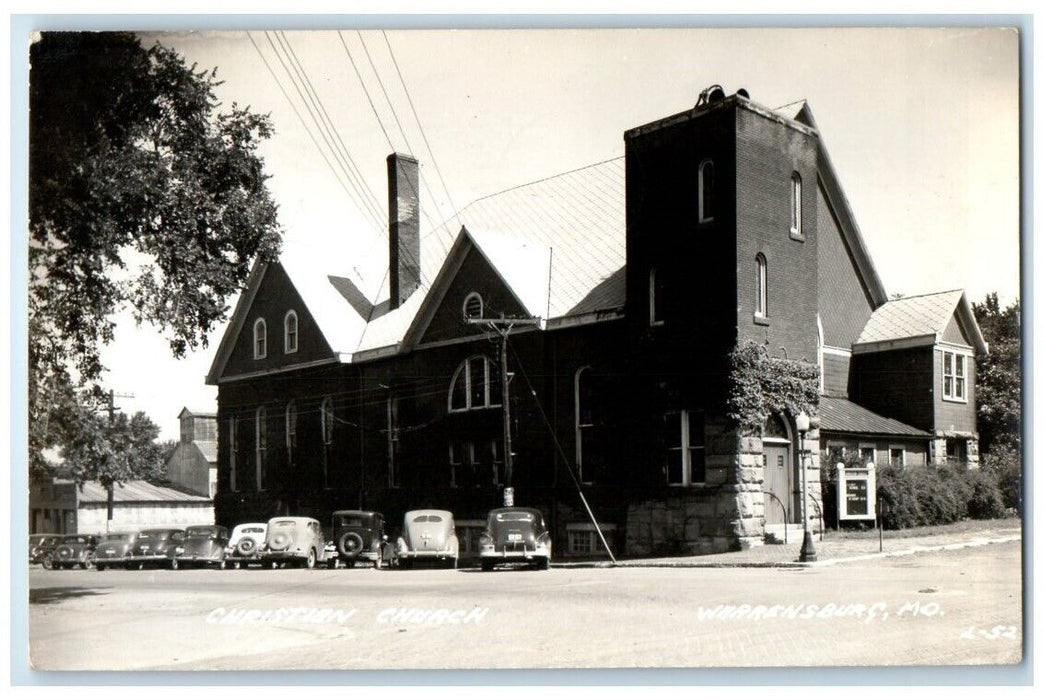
[[29, 32, 282, 485], [972, 293, 1021, 454]]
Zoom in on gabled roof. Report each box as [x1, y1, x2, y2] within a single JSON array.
[[853, 289, 989, 355], [818, 396, 931, 438]]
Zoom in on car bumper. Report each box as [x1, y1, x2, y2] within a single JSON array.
[[400, 550, 456, 560], [480, 548, 549, 561], [93, 556, 128, 565], [175, 555, 223, 564], [262, 550, 310, 561], [128, 554, 175, 563]]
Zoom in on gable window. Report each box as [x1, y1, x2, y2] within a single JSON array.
[[253, 319, 267, 359], [463, 292, 484, 321], [285, 401, 297, 468], [943, 351, 968, 402], [698, 159, 715, 223], [664, 410, 706, 486], [755, 253, 768, 318], [284, 311, 298, 354], [649, 268, 664, 327], [790, 172, 803, 238], [228, 415, 238, 493], [449, 355, 502, 412], [255, 406, 267, 491]]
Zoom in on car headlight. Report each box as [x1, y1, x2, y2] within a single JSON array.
[[478, 534, 494, 550], [174, 546, 184, 554]]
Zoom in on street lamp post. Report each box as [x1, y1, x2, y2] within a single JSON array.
[[795, 411, 818, 563]]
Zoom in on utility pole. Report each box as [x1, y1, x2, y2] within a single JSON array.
[[102, 389, 135, 533], [466, 315, 540, 504]]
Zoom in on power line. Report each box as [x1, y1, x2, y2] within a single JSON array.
[[247, 32, 383, 235]]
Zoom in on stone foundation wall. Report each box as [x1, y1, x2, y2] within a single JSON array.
[[625, 418, 822, 555]]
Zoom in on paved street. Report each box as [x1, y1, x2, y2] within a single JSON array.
[[28, 541, 1021, 671]]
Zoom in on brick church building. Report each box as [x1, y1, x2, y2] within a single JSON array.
[[206, 87, 987, 556]]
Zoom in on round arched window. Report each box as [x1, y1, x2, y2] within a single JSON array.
[[463, 292, 484, 320]]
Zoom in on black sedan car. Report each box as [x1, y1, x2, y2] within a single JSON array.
[[174, 525, 230, 569], [479, 507, 552, 571], [29, 534, 62, 567], [49, 534, 99, 570], [93, 533, 136, 571], [331, 510, 391, 568], [127, 528, 186, 570]]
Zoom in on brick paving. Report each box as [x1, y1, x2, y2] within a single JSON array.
[[556, 524, 1023, 568]]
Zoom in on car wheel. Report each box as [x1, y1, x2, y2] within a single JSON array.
[[305, 550, 316, 569], [41, 559, 52, 570], [481, 560, 494, 572], [80, 560, 91, 570], [538, 557, 550, 571], [96, 564, 106, 572]]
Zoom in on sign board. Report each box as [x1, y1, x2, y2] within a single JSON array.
[[838, 462, 876, 521]]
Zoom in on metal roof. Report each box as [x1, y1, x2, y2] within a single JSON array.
[[818, 396, 931, 438], [59, 480, 213, 504], [854, 289, 988, 354]]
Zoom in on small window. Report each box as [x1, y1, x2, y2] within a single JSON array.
[[284, 311, 298, 354], [649, 268, 664, 327], [859, 445, 875, 467], [943, 351, 968, 402], [463, 292, 484, 321], [790, 172, 803, 238], [755, 254, 768, 317], [698, 160, 715, 223], [253, 318, 267, 359], [228, 415, 238, 492], [889, 446, 905, 468]]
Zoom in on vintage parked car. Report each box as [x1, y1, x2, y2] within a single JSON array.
[[174, 525, 230, 569], [395, 509, 459, 569], [29, 534, 62, 567], [260, 517, 328, 569], [93, 533, 136, 571], [331, 510, 391, 568], [48, 534, 99, 570], [127, 528, 186, 570], [225, 522, 268, 569], [479, 507, 552, 571]]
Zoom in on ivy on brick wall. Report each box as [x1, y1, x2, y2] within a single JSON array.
[[726, 342, 820, 434]]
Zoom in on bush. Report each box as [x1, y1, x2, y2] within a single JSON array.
[[981, 445, 1022, 514], [868, 461, 1009, 530]]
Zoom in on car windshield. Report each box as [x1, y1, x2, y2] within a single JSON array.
[[337, 515, 369, 527], [60, 535, 91, 544], [186, 527, 218, 538], [241, 527, 264, 534], [137, 531, 171, 540], [100, 534, 130, 543]]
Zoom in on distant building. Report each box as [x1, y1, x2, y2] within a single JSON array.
[[165, 407, 218, 498], [28, 479, 213, 535]]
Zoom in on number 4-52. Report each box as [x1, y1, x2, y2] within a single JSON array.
[[961, 625, 1017, 640]]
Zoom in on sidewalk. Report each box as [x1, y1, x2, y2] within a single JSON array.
[[553, 523, 1022, 569]]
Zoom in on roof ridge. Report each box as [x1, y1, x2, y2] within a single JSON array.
[[886, 288, 964, 303], [465, 155, 625, 208]]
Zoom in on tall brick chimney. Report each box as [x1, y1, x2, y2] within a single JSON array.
[[387, 152, 420, 309]]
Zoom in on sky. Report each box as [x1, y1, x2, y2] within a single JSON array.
[[56, 26, 1019, 441]]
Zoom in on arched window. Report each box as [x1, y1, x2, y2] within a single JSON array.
[[698, 159, 715, 223], [790, 172, 803, 237], [755, 253, 768, 318], [448, 355, 502, 412], [463, 292, 484, 321], [255, 406, 267, 491], [285, 401, 297, 467], [284, 311, 298, 354], [253, 319, 267, 359]]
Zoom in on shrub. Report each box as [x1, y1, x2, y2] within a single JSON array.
[[981, 445, 1022, 514], [965, 468, 1007, 520], [874, 461, 1008, 529], [876, 465, 922, 530], [913, 463, 970, 525]]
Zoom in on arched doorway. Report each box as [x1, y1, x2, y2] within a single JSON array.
[[762, 413, 794, 525]]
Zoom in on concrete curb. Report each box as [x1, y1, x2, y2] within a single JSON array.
[[550, 533, 1021, 570]]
